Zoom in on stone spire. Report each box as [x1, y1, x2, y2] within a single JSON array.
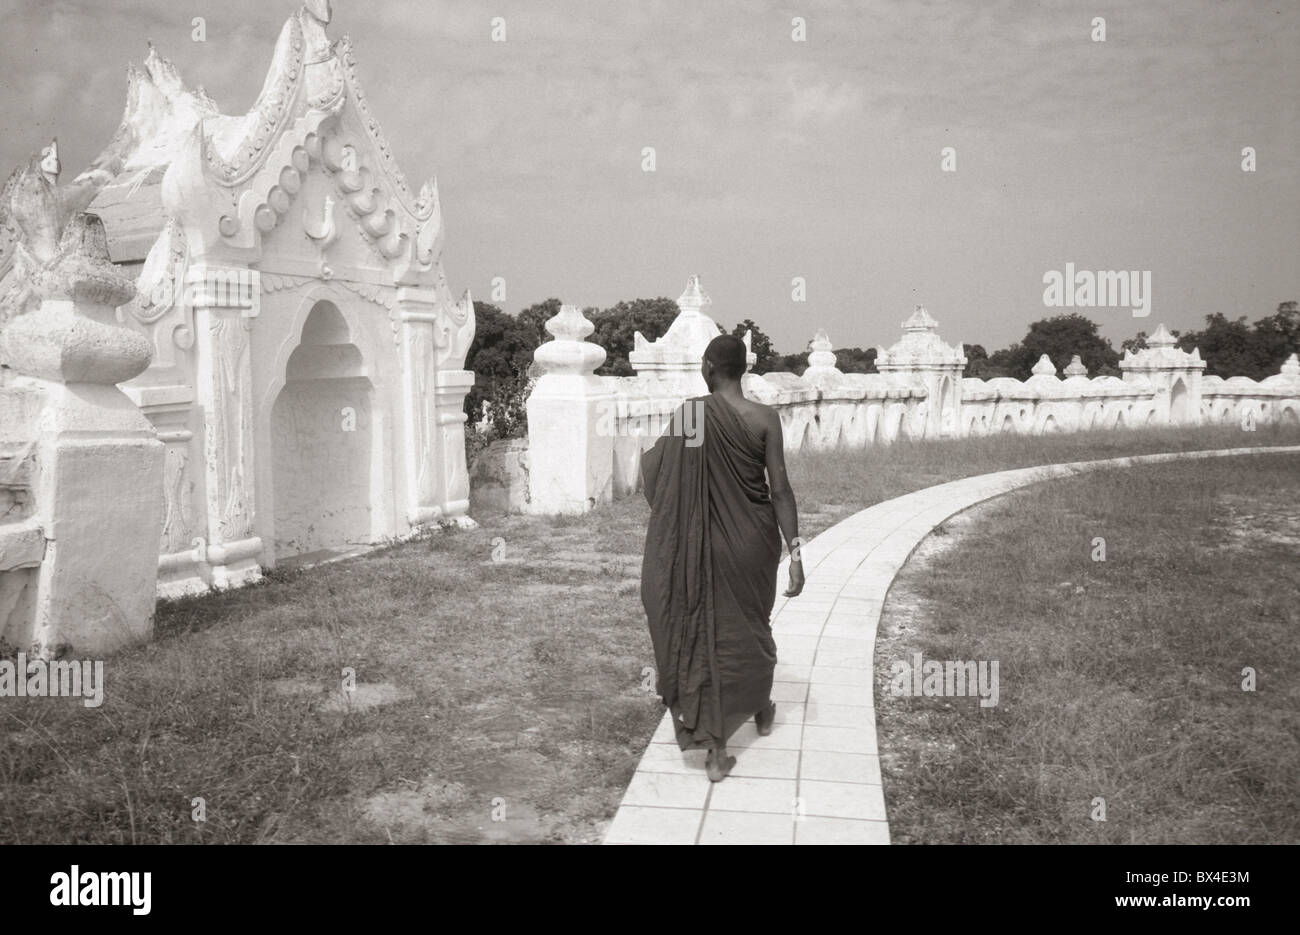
[[1120, 323, 1205, 375], [627, 275, 753, 394], [533, 304, 607, 377], [876, 306, 966, 370]]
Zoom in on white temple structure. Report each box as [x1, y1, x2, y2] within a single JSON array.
[[506, 283, 1300, 516], [0, 2, 477, 596]]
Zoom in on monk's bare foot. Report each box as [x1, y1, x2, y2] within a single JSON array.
[[705, 747, 736, 782], [755, 701, 777, 736]]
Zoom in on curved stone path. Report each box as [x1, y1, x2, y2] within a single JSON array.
[[603, 445, 1300, 845]]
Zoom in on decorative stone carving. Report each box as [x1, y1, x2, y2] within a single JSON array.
[[802, 329, 846, 388], [0, 149, 163, 654], [1030, 354, 1058, 377], [628, 275, 753, 396]]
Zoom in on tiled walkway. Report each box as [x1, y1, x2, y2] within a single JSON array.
[[604, 445, 1300, 845]]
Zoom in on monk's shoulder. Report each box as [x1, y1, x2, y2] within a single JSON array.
[[749, 399, 781, 427], [739, 398, 781, 439]]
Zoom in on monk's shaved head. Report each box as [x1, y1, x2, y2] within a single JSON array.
[[704, 334, 747, 381]]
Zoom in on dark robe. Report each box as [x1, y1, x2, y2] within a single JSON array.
[[640, 394, 782, 751]]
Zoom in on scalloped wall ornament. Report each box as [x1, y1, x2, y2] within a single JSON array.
[[261, 272, 315, 294], [334, 278, 397, 310]]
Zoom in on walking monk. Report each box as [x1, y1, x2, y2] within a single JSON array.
[[640, 334, 805, 782]]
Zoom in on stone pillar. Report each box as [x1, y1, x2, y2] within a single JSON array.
[[433, 369, 475, 523], [394, 287, 476, 528], [525, 304, 613, 515], [0, 214, 164, 655], [394, 288, 443, 526], [1119, 323, 1205, 425], [188, 263, 263, 588]]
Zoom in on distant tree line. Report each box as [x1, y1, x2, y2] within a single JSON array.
[[464, 298, 1299, 456]]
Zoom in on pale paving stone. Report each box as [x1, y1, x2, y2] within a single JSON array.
[[637, 744, 709, 775], [832, 597, 883, 615], [808, 682, 873, 707], [820, 635, 873, 651], [773, 663, 811, 681], [774, 634, 821, 654], [804, 702, 875, 729], [813, 649, 871, 669], [649, 714, 676, 744], [777, 647, 817, 666], [800, 750, 883, 785], [786, 599, 835, 613], [798, 779, 888, 821], [810, 665, 874, 686], [729, 718, 802, 751], [802, 724, 877, 755], [772, 702, 805, 724], [795, 816, 891, 845], [731, 747, 800, 780], [605, 806, 702, 845], [772, 609, 831, 626], [771, 680, 810, 703], [708, 777, 798, 815], [771, 619, 825, 636], [822, 621, 874, 638], [620, 771, 710, 810], [699, 810, 796, 845]]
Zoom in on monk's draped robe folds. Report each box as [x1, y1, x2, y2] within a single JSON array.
[[640, 394, 782, 751]]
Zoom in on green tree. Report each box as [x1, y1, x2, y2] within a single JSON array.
[[979, 314, 1120, 379], [729, 319, 779, 374], [1177, 313, 1272, 380], [1120, 331, 1148, 354], [515, 298, 560, 351], [835, 346, 878, 374], [767, 351, 807, 374], [730, 319, 772, 373], [590, 297, 679, 376], [462, 301, 539, 433], [1253, 301, 1300, 370]]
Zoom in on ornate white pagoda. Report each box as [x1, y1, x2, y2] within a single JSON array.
[[3, 2, 476, 595]]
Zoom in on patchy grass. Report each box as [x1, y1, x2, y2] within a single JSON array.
[[790, 421, 1300, 539], [875, 452, 1300, 843], [0, 501, 660, 844], [0, 422, 1295, 844]]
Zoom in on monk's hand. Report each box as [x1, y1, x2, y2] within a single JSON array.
[[784, 558, 805, 597]]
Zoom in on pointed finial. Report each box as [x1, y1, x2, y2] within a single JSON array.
[[677, 275, 711, 314], [806, 329, 838, 372], [1031, 354, 1058, 377], [901, 305, 939, 331], [1148, 323, 1175, 347]]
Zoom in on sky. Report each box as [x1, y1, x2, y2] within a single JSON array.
[[1, 0, 1296, 356]]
